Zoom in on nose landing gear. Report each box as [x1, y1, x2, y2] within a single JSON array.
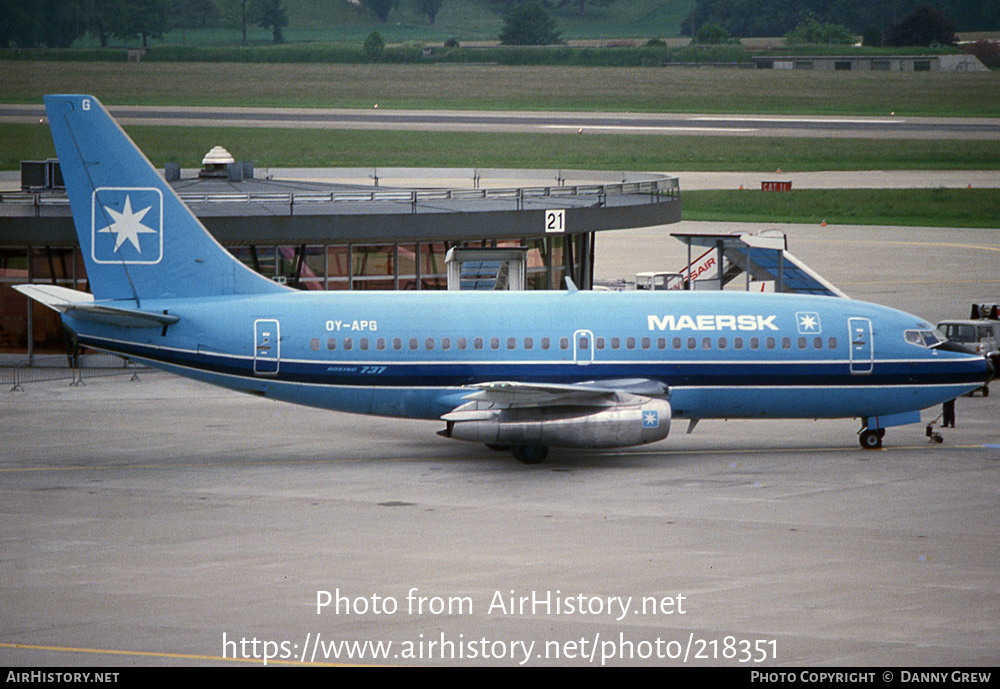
[[858, 428, 885, 450]]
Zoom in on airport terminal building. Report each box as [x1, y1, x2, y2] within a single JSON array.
[[0, 161, 680, 355]]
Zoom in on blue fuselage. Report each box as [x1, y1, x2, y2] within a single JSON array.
[[65, 289, 987, 423]]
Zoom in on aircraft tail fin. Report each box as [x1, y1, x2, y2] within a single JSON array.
[[43, 94, 287, 302]]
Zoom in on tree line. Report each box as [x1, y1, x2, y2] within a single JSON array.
[[0, 1, 457, 48], [0, 0, 292, 48], [3, 0, 997, 50], [0, 1, 630, 49], [684, 0, 1000, 38]]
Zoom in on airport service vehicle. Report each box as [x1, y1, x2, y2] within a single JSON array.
[[937, 304, 1000, 396], [15, 95, 996, 462], [635, 272, 685, 291]]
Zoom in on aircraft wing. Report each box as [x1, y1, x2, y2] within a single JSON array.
[[444, 378, 669, 418], [14, 284, 179, 329], [440, 378, 673, 452]]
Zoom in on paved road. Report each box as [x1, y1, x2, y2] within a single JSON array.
[[2, 372, 997, 667], [255, 168, 1000, 191], [3, 101, 999, 668], [4, 104, 1000, 140], [2, 221, 999, 667]]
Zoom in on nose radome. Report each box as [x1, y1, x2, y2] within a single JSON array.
[[986, 351, 999, 384]]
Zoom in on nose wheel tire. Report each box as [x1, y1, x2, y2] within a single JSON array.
[[859, 429, 883, 450]]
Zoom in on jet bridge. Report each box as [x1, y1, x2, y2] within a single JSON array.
[[445, 247, 527, 291], [670, 231, 847, 297]]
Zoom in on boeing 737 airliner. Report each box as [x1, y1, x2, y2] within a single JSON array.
[[17, 95, 995, 462]]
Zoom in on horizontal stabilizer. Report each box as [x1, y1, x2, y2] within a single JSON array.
[[14, 284, 179, 329]]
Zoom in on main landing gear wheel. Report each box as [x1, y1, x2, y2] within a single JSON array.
[[859, 429, 884, 450], [511, 445, 548, 464]]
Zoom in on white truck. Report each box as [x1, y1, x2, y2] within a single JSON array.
[[937, 304, 999, 396]]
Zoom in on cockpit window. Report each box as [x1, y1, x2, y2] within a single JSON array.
[[904, 329, 944, 348]]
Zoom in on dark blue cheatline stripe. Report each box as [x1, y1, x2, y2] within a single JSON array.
[[80, 336, 987, 390]]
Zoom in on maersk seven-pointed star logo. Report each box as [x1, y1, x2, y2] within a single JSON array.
[[796, 311, 822, 335], [91, 187, 163, 264], [642, 410, 659, 428]]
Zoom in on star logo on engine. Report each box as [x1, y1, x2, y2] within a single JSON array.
[[642, 410, 659, 428], [91, 187, 163, 265]]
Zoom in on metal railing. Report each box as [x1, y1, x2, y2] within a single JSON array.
[[0, 176, 679, 213], [2, 353, 152, 390]]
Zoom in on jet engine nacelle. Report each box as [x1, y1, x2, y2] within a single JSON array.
[[444, 398, 671, 448]]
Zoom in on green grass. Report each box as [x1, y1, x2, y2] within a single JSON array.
[[62, 0, 695, 47], [5, 124, 1000, 172], [527, 0, 695, 40], [21, 43, 747, 68], [3, 61, 999, 116], [682, 188, 1000, 228], [6, 124, 998, 229]]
